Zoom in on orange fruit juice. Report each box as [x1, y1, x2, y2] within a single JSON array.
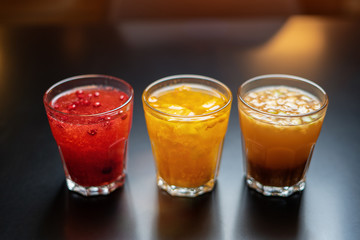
[[239, 86, 326, 187], [143, 84, 231, 188]]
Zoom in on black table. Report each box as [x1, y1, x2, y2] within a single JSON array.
[[1, 16, 360, 240]]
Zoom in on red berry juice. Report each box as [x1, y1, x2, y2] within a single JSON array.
[[47, 86, 133, 187]]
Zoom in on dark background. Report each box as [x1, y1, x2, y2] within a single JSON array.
[[1, 1, 360, 239]]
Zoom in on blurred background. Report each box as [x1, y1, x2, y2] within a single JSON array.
[[0, 0, 359, 25]]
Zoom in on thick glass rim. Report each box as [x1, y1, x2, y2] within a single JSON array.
[[43, 74, 134, 117], [238, 74, 329, 118], [142, 74, 232, 118]]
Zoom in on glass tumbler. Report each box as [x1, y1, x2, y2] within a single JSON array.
[[142, 74, 232, 197], [44, 74, 133, 196], [238, 74, 328, 197]]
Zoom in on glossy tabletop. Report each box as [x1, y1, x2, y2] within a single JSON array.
[[1, 15, 360, 240]]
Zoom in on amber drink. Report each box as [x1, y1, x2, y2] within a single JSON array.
[[143, 75, 232, 197], [238, 74, 328, 197]]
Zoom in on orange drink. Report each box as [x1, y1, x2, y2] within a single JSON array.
[[143, 75, 232, 197], [238, 74, 328, 197]]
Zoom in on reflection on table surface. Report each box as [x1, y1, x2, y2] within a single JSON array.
[[39, 182, 138, 239]]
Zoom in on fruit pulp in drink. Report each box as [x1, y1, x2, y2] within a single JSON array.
[[144, 84, 231, 188], [47, 86, 132, 186]]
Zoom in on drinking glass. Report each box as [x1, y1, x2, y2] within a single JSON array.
[[238, 74, 328, 197], [44, 74, 133, 196], [143, 74, 232, 197]]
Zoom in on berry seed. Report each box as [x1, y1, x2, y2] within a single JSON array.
[[102, 166, 112, 174], [121, 113, 128, 120], [87, 129, 97, 136], [93, 102, 101, 107], [68, 104, 77, 110], [76, 90, 84, 95]]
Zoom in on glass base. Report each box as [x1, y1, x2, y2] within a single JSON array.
[[66, 174, 125, 197], [246, 176, 305, 197], [157, 176, 215, 198]]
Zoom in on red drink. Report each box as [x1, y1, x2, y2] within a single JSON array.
[[44, 75, 133, 196]]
